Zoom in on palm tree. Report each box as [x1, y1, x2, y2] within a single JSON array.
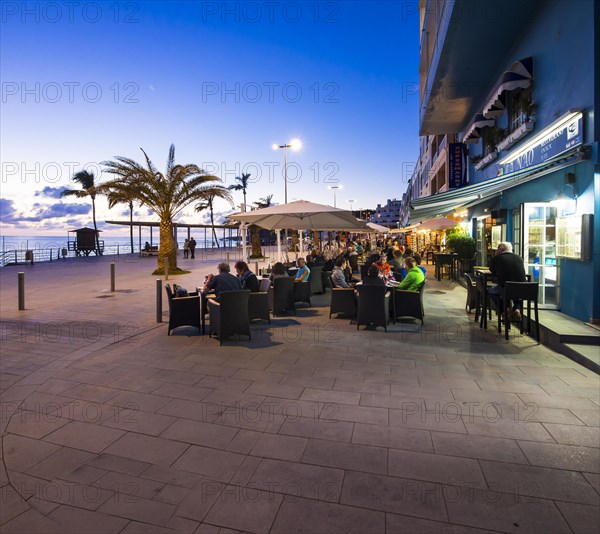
[[228, 173, 251, 211], [101, 144, 228, 273], [195, 187, 232, 248], [248, 195, 274, 258], [61, 170, 101, 254]]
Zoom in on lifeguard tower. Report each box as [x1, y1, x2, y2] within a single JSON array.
[[68, 227, 104, 256]]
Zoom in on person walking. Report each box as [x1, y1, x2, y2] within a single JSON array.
[[183, 238, 190, 259], [189, 237, 197, 259]]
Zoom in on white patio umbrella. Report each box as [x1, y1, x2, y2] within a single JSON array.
[[366, 222, 390, 233], [390, 223, 420, 234], [416, 217, 459, 231], [229, 200, 369, 231]]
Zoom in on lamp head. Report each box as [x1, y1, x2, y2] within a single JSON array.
[[289, 138, 302, 151]]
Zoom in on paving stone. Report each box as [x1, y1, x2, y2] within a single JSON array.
[[0, 508, 61, 534], [444, 485, 571, 533], [299, 388, 361, 405], [302, 439, 387, 475], [271, 496, 386, 534], [172, 445, 246, 482], [278, 415, 354, 443], [250, 433, 308, 462], [164, 515, 199, 533], [104, 433, 189, 467], [176, 479, 225, 522], [461, 416, 554, 442], [28, 447, 94, 481], [204, 485, 282, 534], [225, 429, 263, 454], [352, 422, 433, 452], [388, 449, 487, 488], [108, 390, 173, 413], [43, 420, 126, 453], [154, 484, 190, 505], [389, 408, 468, 434], [48, 505, 129, 533], [158, 398, 220, 423], [140, 465, 202, 489], [99, 493, 176, 526], [571, 408, 600, 427], [102, 410, 178, 437], [543, 422, 600, 447], [95, 471, 165, 499], [250, 458, 344, 502], [3, 434, 61, 472], [479, 460, 599, 505], [321, 402, 388, 425], [161, 418, 238, 449], [431, 432, 527, 463], [259, 397, 325, 419], [555, 501, 600, 534], [60, 384, 121, 404], [385, 512, 498, 533], [86, 453, 150, 477], [151, 382, 214, 403], [33, 479, 114, 510], [340, 470, 447, 521], [6, 409, 70, 439], [245, 382, 304, 400], [517, 440, 600, 472]]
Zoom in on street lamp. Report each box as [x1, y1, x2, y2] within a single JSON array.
[[328, 184, 342, 207], [348, 199, 355, 214], [272, 138, 302, 204]]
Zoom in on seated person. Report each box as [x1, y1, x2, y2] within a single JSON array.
[[361, 264, 385, 286], [322, 254, 335, 271], [355, 243, 364, 254], [389, 249, 404, 275], [294, 258, 310, 282], [269, 262, 289, 281], [234, 260, 259, 292], [375, 254, 392, 279], [144, 241, 151, 252], [203, 262, 242, 299], [488, 241, 526, 321], [306, 254, 316, 269], [400, 253, 427, 279], [331, 257, 351, 288], [397, 257, 425, 291]]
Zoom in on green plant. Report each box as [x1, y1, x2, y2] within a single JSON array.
[[446, 235, 477, 259]]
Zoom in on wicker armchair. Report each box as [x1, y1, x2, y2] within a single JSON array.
[[392, 281, 425, 324], [208, 290, 251, 345], [268, 277, 296, 316], [356, 285, 390, 331], [165, 284, 201, 335]]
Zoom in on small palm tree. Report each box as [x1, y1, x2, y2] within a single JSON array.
[[195, 188, 233, 248], [61, 170, 101, 254], [102, 144, 228, 273], [104, 189, 137, 254], [228, 173, 251, 211]]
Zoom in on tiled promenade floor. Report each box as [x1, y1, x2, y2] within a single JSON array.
[[1, 256, 599, 533]]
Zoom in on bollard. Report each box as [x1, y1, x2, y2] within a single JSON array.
[[18, 272, 25, 310], [110, 262, 116, 292], [226, 252, 230, 264], [164, 258, 169, 280], [156, 279, 163, 323]]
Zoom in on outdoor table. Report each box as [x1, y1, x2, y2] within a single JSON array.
[[434, 253, 459, 281], [200, 292, 216, 335], [473, 267, 497, 329]]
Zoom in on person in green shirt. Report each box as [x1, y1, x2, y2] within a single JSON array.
[[397, 257, 425, 291]]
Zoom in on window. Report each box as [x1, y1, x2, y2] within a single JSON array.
[[481, 127, 495, 157], [512, 209, 521, 257], [507, 86, 533, 133]]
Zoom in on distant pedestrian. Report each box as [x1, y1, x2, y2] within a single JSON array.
[[189, 237, 196, 259], [183, 238, 190, 259]]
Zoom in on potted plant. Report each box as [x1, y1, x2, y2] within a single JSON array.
[[446, 233, 477, 274]]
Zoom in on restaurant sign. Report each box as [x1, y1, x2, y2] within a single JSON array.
[[498, 112, 583, 175], [448, 143, 468, 189]]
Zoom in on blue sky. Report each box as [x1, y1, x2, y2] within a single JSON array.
[[1, 0, 420, 235]]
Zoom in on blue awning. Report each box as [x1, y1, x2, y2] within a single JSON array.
[[483, 57, 534, 119], [462, 113, 496, 144], [409, 147, 582, 223]]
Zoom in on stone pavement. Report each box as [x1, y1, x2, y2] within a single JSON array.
[[1, 256, 599, 533]]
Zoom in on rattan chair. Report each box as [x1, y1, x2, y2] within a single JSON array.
[[463, 273, 477, 314], [392, 281, 425, 324], [165, 284, 200, 335], [268, 276, 296, 316], [499, 281, 540, 341], [309, 265, 324, 294], [329, 276, 357, 319], [208, 290, 251, 345], [356, 285, 390, 331]]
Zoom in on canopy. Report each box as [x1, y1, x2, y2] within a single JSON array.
[[229, 200, 369, 231], [462, 113, 496, 144], [416, 217, 458, 231], [366, 222, 390, 233], [390, 223, 420, 234], [483, 57, 533, 118]]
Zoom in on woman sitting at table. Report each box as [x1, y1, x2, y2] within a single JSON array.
[[362, 264, 385, 286], [375, 254, 394, 281], [234, 261, 260, 292], [332, 257, 352, 288], [294, 258, 310, 282], [269, 262, 289, 282]]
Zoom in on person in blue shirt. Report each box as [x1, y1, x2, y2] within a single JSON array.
[[295, 258, 310, 282]]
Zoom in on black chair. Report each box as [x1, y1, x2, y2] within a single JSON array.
[[392, 281, 425, 324], [310, 265, 324, 294], [294, 281, 312, 306], [463, 273, 477, 314], [322, 270, 332, 291], [165, 284, 201, 335], [348, 255, 359, 273], [498, 282, 540, 341], [268, 277, 296, 316], [248, 292, 270, 323], [474, 274, 493, 328], [208, 290, 251, 345], [329, 276, 357, 319], [356, 285, 390, 331]]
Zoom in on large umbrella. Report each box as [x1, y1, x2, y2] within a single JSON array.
[[416, 217, 458, 231], [229, 200, 369, 231], [390, 223, 419, 234], [366, 222, 390, 233]]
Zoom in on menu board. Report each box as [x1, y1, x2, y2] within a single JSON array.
[[556, 216, 582, 259]]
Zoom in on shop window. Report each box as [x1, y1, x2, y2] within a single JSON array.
[[512, 209, 521, 257], [507, 86, 533, 133]]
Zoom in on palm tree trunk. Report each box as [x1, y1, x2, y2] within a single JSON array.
[[250, 225, 262, 257], [158, 218, 178, 273], [92, 198, 101, 255], [210, 208, 219, 248], [129, 202, 134, 254], [313, 231, 320, 253], [290, 230, 298, 252]]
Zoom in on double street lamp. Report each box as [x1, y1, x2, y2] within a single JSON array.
[[272, 138, 302, 204]]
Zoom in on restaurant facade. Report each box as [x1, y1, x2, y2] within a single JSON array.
[[403, 0, 599, 324]]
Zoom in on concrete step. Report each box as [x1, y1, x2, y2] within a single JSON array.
[[560, 343, 600, 374]]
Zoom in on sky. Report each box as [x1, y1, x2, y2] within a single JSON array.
[[0, 0, 420, 236]]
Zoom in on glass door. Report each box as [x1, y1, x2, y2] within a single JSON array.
[[522, 203, 559, 308]]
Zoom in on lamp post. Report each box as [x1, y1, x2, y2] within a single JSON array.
[[328, 185, 342, 207], [348, 199, 355, 214], [272, 138, 302, 204]]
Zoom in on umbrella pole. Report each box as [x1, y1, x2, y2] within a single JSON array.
[[276, 229, 282, 263], [299, 231, 304, 256], [241, 223, 247, 262]]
